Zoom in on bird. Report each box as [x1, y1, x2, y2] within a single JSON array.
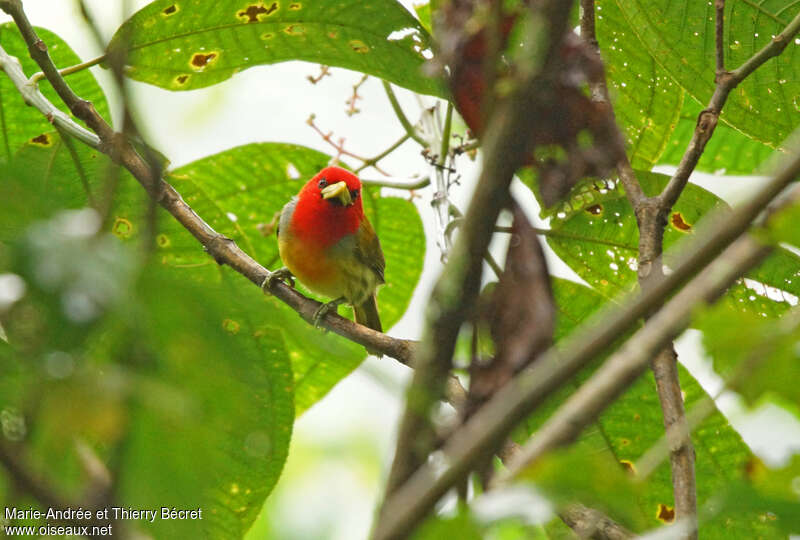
[[264, 166, 385, 339]]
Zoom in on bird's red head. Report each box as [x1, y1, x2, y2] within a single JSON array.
[[290, 166, 365, 248]]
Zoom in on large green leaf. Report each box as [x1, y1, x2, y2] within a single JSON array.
[[696, 301, 800, 409], [0, 209, 294, 538], [138, 143, 425, 414], [597, 0, 683, 170], [659, 95, 778, 175], [516, 278, 787, 536], [0, 24, 111, 162], [613, 0, 800, 148], [107, 0, 445, 97], [536, 171, 798, 320]]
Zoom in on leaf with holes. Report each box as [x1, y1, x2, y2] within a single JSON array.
[[107, 0, 445, 97], [0, 24, 111, 162], [597, 0, 683, 170], [514, 278, 787, 536], [539, 171, 799, 320], [612, 0, 800, 149], [0, 132, 109, 240], [659, 95, 778, 175]]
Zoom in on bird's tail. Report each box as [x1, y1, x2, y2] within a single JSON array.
[[354, 294, 383, 355]]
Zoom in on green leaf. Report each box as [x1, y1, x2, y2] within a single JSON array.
[[536, 171, 798, 320], [0, 132, 113, 242], [707, 456, 800, 534], [414, 3, 432, 35], [413, 510, 483, 540], [659, 95, 778, 175], [519, 448, 645, 532], [597, 0, 683, 170], [0, 211, 294, 538], [108, 0, 445, 97], [696, 301, 800, 408], [145, 143, 424, 414], [517, 278, 786, 537], [109, 268, 294, 538], [612, 0, 800, 149], [0, 24, 111, 162]]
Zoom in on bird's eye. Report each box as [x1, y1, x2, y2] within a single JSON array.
[[350, 189, 359, 200], [318, 178, 328, 189]]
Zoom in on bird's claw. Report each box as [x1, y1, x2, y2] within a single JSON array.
[[262, 267, 295, 295], [312, 297, 344, 328]]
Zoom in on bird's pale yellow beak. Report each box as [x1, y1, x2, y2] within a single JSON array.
[[321, 181, 353, 206]]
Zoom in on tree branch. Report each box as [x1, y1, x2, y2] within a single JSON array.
[[368, 146, 800, 540], [659, 8, 800, 209], [580, 0, 646, 208], [715, 0, 725, 76], [376, 2, 578, 525], [581, 1, 697, 529], [560, 503, 634, 540]]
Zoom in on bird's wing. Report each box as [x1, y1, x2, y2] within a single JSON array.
[[355, 218, 386, 284], [277, 197, 297, 238]]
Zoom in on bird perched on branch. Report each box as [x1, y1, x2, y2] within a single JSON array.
[[265, 166, 385, 339]]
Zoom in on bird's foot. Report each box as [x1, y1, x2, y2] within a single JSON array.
[[313, 297, 345, 328], [262, 267, 295, 295]]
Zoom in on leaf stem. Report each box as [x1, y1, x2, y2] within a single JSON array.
[[382, 80, 428, 147], [28, 53, 106, 85], [354, 133, 411, 174]]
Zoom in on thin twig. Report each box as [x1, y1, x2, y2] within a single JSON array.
[[306, 113, 391, 176], [360, 175, 430, 190], [345, 73, 368, 116], [354, 133, 410, 174]]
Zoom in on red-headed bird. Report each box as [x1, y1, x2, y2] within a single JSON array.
[[267, 166, 385, 336]]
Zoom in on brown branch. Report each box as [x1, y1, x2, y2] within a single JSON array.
[[580, 0, 646, 208], [581, 1, 696, 530], [659, 8, 800, 209], [345, 73, 368, 116], [715, 0, 726, 76], [367, 145, 800, 540], [376, 2, 578, 527], [643, 7, 800, 525], [560, 503, 634, 540]]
